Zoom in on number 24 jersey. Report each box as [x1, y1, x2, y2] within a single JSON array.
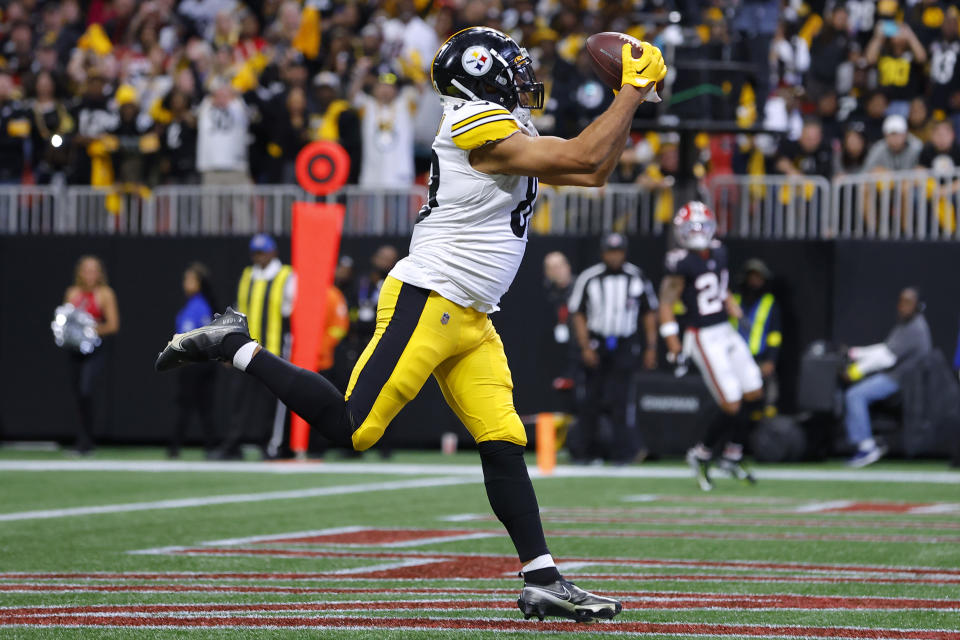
[[389, 98, 538, 313], [664, 241, 730, 328]]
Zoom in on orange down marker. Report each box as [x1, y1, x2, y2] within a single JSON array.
[[289, 141, 350, 456], [536, 412, 556, 475], [289, 202, 345, 455]]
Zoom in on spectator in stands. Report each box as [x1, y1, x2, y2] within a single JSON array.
[[807, 6, 852, 100], [907, 97, 932, 143], [865, 5, 928, 119], [196, 78, 250, 229], [843, 288, 931, 467], [919, 119, 960, 233], [637, 139, 679, 225], [309, 72, 362, 184], [816, 91, 844, 148], [770, 20, 809, 90], [928, 8, 960, 122], [861, 91, 890, 146], [27, 70, 74, 186], [834, 122, 869, 176], [71, 71, 118, 186], [864, 115, 922, 172], [732, 259, 782, 416], [0, 73, 29, 185], [774, 118, 833, 178], [350, 59, 421, 188], [920, 119, 960, 172], [4, 20, 34, 81], [907, 0, 945, 48], [262, 85, 310, 183], [159, 89, 199, 184], [169, 262, 219, 459], [106, 84, 159, 188], [63, 255, 119, 456]]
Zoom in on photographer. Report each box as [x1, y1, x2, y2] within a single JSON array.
[[843, 288, 931, 467]]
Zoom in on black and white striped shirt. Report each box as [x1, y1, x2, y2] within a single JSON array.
[[568, 262, 659, 338]]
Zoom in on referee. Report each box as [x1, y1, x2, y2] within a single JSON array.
[[568, 233, 659, 464]]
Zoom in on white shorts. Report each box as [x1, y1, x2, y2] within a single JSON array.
[[684, 322, 763, 405]]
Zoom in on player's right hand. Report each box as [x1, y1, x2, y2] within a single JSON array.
[[620, 42, 666, 90]]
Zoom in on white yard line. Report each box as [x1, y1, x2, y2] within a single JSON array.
[[911, 503, 960, 514], [792, 500, 855, 513], [0, 477, 473, 523], [0, 459, 957, 483]]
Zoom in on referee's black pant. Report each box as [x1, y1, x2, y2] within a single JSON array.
[[571, 339, 642, 463]]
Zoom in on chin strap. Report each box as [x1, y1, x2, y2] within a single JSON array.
[[450, 78, 481, 102]]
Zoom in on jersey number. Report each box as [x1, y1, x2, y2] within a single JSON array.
[[416, 150, 440, 223], [417, 155, 538, 236], [509, 176, 538, 238], [694, 270, 727, 316]]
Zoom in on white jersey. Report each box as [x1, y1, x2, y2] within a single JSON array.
[[390, 98, 538, 313], [356, 90, 417, 188]]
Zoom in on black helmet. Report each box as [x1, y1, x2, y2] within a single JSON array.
[[431, 26, 543, 111]]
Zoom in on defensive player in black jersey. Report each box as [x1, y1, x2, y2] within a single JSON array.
[[658, 201, 763, 491]]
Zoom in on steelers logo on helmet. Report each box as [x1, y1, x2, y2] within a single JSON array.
[[461, 45, 493, 77]]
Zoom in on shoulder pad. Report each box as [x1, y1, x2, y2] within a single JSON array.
[[448, 101, 519, 151]]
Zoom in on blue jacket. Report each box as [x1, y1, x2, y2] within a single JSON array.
[[175, 293, 213, 334]]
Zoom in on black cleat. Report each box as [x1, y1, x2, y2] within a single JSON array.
[[155, 307, 250, 372], [686, 447, 713, 492], [518, 579, 622, 622], [718, 456, 757, 484]]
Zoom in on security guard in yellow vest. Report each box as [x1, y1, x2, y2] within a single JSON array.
[[212, 234, 297, 460], [731, 259, 782, 416]]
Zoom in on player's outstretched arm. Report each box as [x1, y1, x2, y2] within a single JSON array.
[[470, 43, 666, 185], [658, 275, 685, 356]]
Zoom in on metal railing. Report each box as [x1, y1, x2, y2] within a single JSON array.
[[709, 174, 832, 239], [534, 183, 674, 236], [3, 172, 960, 240], [832, 170, 960, 240]]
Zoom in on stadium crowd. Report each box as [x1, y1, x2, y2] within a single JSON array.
[[1, 0, 960, 194]]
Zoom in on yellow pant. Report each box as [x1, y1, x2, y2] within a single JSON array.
[[345, 276, 527, 451]]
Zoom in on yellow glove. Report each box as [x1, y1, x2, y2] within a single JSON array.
[[621, 41, 666, 90]]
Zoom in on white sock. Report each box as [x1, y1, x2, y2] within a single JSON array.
[[232, 341, 259, 372], [522, 554, 556, 574], [858, 438, 876, 452]]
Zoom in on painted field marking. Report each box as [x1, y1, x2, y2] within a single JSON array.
[[1, 460, 958, 484], [443, 511, 960, 532], [0, 613, 958, 638], [4, 591, 960, 615], [793, 501, 856, 513], [0, 477, 473, 522]]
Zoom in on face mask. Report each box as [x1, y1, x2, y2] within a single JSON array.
[[512, 106, 537, 136]]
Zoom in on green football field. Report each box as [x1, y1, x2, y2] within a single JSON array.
[[1, 448, 958, 639]]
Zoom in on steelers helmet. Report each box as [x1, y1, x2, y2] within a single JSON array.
[[431, 27, 543, 111]]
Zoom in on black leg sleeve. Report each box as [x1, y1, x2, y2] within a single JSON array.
[[732, 397, 764, 447], [477, 440, 551, 563], [244, 349, 354, 449], [702, 408, 734, 450]]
